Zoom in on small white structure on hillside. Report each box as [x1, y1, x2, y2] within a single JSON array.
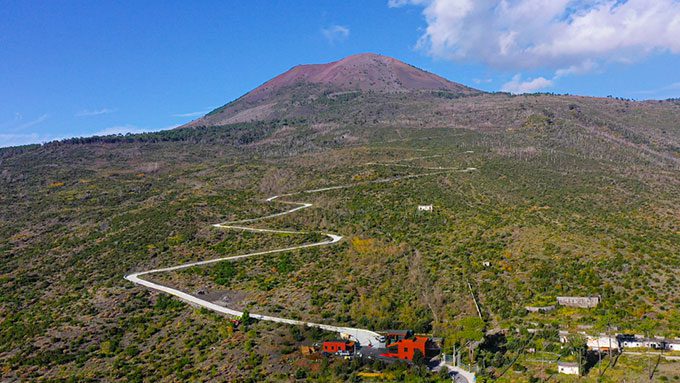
[[645, 338, 665, 349], [556, 296, 600, 308], [620, 336, 644, 349], [482, 261, 491, 267], [557, 362, 580, 375], [667, 340, 680, 351], [418, 204, 433, 212]]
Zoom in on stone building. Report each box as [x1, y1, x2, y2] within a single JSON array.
[[556, 296, 600, 308]]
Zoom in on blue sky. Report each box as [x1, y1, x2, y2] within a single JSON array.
[[1, 0, 679, 147]]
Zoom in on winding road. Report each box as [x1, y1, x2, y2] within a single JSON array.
[[125, 160, 476, 348]]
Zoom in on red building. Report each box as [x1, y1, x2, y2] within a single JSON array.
[[380, 336, 439, 361], [322, 340, 355, 355]]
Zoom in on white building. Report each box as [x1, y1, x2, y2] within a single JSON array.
[[619, 335, 680, 351], [558, 362, 580, 375], [644, 339, 664, 349], [417, 204, 433, 212], [621, 338, 643, 348], [667, 340, 680, 351], [556, 296, 600, 308], [586, 335, 619, 351], [618, 335, 647, 349]]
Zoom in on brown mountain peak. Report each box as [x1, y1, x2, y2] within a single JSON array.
[[255, 52, 474, 94], [183, 53, 481, 127]]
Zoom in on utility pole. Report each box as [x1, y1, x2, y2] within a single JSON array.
[[608, 324, 612, 372], [599, 321, 614, 378], [598, 341, 602, 376]]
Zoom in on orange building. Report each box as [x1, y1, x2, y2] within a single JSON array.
[[380, 336, 439, 361], [322, 340, 355, 355]]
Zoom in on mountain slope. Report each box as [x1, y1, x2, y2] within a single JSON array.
[[184, 53, 481, 127], [2, 53, 680, 382]]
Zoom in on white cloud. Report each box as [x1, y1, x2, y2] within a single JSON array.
[[15, 114, 49, 130], [0, 133, 48, 147], [172, 110, 209, 118], [633, 81, 680, 95], [0, 114, 51, 147], [0, 113, 24, 130], [502, 74, 553, 94], [321, 25, 350, 43], [554, 59, 598, 78], [388, 0, 423, 6], [473, 78, 493, 84], [76, 108, 115, 117], [392, 0, 680, 72]]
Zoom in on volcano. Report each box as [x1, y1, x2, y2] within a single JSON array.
[[183, 53, 481, 127]]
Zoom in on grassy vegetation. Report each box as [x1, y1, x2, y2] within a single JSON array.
[[1, 97, 679, 381]]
